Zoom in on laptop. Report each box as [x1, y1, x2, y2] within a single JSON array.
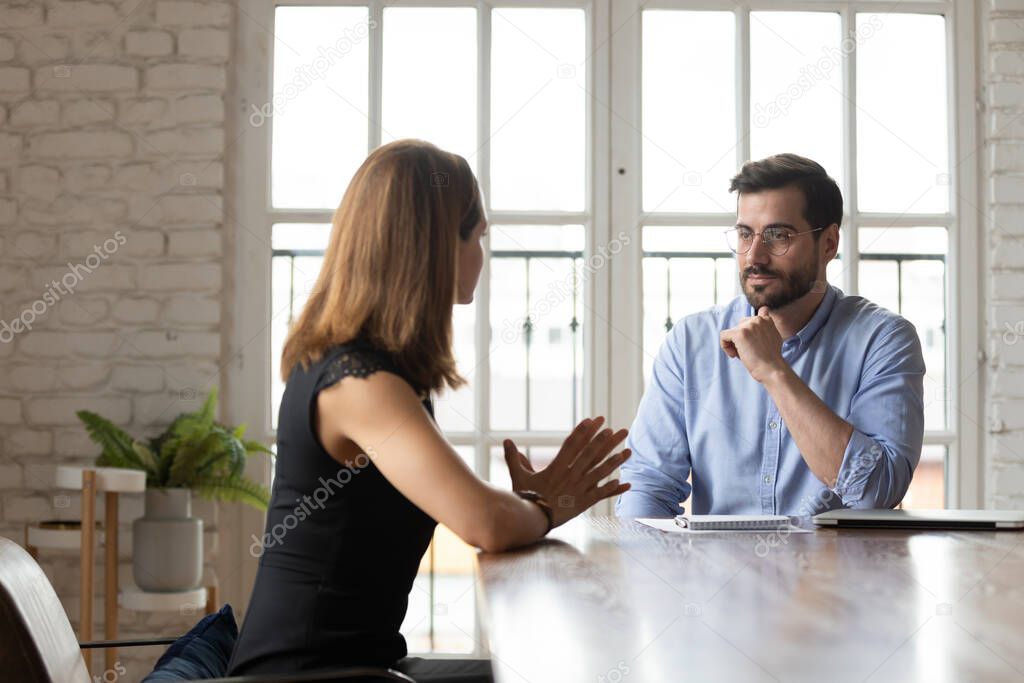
[[812, 508, 1024, 530]]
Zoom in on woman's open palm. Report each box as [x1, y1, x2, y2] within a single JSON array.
[[502, 417, 631, 527]]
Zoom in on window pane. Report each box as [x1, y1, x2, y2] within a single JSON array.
[[489, 226, 585, 431], [489, 446, 558, 492], [750, 12, 843, 190], [269, 226, 326, 428], [902, 445, 945, 509], [382, 8, 477, 163], [857, 14, 948, 213], [643, 11, 735, 213], [490, 9, 586, 211], [826, 253, 844, 285], [434, 301, 477, 433], [271, 7, 370, 209], [859, 226, 947, 254], [858, 227, 947, 431], [857, 260, 899, 312], [642, 227, 737, 382], [403, 446, 477, 655]]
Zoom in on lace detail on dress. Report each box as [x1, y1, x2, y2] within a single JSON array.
[[318, 348, 392, 391]]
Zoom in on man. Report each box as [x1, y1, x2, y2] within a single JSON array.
[[617, 153, 925, 518]]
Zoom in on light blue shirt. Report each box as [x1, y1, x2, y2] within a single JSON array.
[[616, 285, 925, 518]]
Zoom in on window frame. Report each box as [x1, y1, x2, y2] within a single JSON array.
[[228, 0, 613, 619], [227, 0, 982, 615], [607, 0, 982, 513]]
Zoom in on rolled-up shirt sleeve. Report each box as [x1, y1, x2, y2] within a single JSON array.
[[616, 328, 693, 518], [831, 320, 925, 508]]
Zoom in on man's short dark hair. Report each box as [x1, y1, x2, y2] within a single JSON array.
[[728, 153, 843, 235]]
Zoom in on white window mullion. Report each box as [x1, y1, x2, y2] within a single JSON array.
[[736, 6, 750, 172], [368, 0, 383, 151], [476, 1, 492, 481], [950, 0, 982, 508], [585, 0, 608, 421], [841, 6, 859, 296], [608, 0, 644, 428]]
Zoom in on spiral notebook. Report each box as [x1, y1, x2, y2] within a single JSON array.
[[675, 514, 794, 531]]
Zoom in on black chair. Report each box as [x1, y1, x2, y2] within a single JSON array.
[[0, 536, 416, 682]]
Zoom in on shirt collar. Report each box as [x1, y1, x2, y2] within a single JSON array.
[[743, 283, 839, 351]]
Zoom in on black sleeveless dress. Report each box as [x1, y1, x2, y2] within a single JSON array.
[[227, 340, 437, 673]]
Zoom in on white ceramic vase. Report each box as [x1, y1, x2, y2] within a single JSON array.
[[132, 488, 203, 592]]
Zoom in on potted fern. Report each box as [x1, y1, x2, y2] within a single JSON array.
[[77, 387, 271, 592]]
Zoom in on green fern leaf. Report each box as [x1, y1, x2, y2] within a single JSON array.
[[131, 442, 160, 479], [242, 439, 273, 456], [77, 411, 145, 471], [193, 474, 270, 511]]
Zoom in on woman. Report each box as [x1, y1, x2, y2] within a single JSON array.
[[227, 140, 631, 682]]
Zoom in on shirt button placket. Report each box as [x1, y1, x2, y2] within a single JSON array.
[[761, 411, 781, 514]]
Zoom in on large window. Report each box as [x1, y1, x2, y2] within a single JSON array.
[[255, 1, 593, 656], [636, 8, 955, 511], [234, 0, 977, 658]]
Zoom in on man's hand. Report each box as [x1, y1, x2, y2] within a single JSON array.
[[719, 306, 788, 383]]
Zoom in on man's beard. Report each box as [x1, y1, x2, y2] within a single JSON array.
[[741, 259, 819, 310]]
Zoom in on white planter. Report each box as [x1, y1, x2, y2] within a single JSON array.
[[132, 488, 203, 592]]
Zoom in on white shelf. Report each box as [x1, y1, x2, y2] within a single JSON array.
[[119, 587, 207, 612], [54, 465, 146, 494], [26, 523, 104, 550]]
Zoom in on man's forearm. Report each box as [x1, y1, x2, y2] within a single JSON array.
[[761, 365, 853, 487]]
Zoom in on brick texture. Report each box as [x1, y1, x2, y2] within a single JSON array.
[[0, 2, 231, 681], [989, 1, 1024, 509]]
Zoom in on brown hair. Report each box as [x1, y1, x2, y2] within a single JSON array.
[[728, 153, 843, 236], [280, 139, 483, 393]]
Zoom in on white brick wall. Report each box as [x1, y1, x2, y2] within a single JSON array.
[[989, 0, 1024, 509], [0, 2, 231, 681]]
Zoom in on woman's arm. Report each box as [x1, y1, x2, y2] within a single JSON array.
[[318, 370, 628, 552]]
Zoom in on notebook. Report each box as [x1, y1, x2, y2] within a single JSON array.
[[675, 514, 795, 531]]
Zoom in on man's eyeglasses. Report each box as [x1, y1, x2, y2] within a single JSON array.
[[724, 226, 827, 256]]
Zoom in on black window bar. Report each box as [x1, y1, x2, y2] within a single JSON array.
[[273, 248, 587, 429], [642, 250, 946, 332]]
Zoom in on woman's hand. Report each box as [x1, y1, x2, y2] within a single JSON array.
[[502, 416, 631, 528]]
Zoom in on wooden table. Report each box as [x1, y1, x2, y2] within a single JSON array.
[[475, 516, 1024, 683]]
